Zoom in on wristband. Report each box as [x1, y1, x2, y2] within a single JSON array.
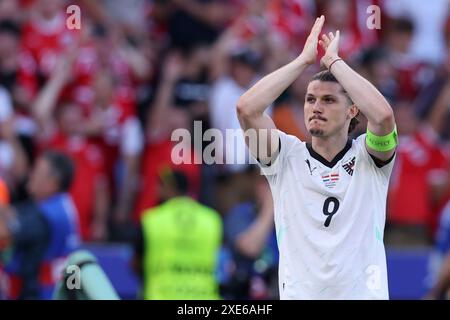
[[328, 58, 343, 72]]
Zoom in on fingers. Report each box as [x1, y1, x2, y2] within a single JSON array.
[[310, 15, 325, 37], [321, 34, 331, 47], [313, 15, 325, 29], [318, 39, 326, 50], [309, 16, 343, 41], [320, 31, 340, 47]]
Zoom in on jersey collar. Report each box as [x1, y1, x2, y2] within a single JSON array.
[[306, 139, 352, 169]]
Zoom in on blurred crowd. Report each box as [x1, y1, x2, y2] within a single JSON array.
[[0, 0, 450, 299]]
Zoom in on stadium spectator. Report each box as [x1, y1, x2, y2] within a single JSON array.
[[357, 47, 397, 104], [221, 167, 278, 300], [381, 17, 433, 102], [386, 99, 449, 246], [265, 0, 316, 55], [31, 53, 109, 242], [168, 0, 234, 50], [84, 68, 143, 242], [383, 0, 449, 66], [210, 48, 263, 172], [134, 51, 201, 220], [0, 19, 39, 160], [0, 19, 37, 109], [0, 150, 80, 299], [415, 75, 450, 235], [21, 0, 79, 81], [0, 86, 29, 197], [210, 49, 265, 215], [425, 201, 450, 299]]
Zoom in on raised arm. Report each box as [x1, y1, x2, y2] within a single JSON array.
[[237, 16, 325, 164], [319, 31, 396, 161], [31, 53, 74, 135]]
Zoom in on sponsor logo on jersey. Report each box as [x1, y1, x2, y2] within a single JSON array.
[[305, 159, 317, 175]]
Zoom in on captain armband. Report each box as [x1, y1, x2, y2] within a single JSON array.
[[365, 126, 398, 152]]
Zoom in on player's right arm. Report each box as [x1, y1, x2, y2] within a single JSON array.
[[237, 16, 325, 164]]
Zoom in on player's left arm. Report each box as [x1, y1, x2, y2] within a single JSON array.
[[320, 31, 396, 162]]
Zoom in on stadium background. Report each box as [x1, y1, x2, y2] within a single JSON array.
[[0, 0, 449, 299]]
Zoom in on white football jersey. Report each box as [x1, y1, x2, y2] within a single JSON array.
[[258, 130, 395, 300]]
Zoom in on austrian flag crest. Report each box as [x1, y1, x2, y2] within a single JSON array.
[[322, 173, 339, 188]]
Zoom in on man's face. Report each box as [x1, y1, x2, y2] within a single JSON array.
[[231, 62, 255, 88], [304, 80, 356, 138], [27, 157, 58, 201]]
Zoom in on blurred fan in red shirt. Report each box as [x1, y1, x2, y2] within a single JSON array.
[[32, 54, 110, 241], [388, 101, 449, 241], [21, 0, 80, 80]]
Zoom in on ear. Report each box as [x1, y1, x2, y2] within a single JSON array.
[[347, 105, 359, 120]]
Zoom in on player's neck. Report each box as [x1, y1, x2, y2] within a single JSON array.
[[311, 134, 349, 163]]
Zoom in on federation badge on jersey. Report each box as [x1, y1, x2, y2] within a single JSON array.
[[322, 173, 339, 188], [342, 157, 356, 176]]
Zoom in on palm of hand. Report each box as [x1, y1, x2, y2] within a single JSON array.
[[301, 16, 325, 65], [319, 31, 341, 68]]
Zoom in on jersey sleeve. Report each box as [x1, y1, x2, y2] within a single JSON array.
[[256, 129, 300, 179], [356, 133, 396, 179]]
